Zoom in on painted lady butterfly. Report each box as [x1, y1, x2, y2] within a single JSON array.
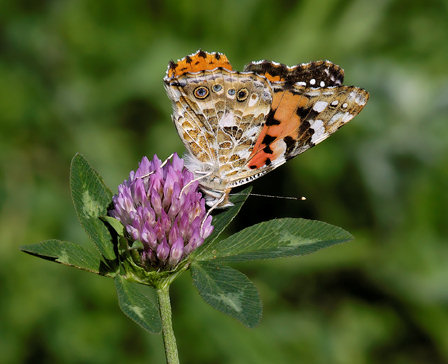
[[164, 50, 369, 208]]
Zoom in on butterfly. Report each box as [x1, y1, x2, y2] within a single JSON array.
[[164, 50, 369, 208]]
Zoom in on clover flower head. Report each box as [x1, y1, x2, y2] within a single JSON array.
[[109, 154, 213, 269]]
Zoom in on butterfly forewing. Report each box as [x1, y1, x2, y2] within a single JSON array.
[[245, 86, 369, 172], [244, 60, 344, 87]]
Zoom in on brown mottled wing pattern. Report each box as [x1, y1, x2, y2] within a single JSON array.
[[164, 74, 216, 163], [164, 68, 272, 180]]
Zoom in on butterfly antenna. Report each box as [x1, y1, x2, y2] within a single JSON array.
[[231, 192, 306, 201], [180, 171, 212, 197]]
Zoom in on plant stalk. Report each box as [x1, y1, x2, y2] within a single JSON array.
[[157, 284, 179, 364]]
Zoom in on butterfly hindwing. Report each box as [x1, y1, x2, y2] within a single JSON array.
[[164, 66, 272, 178]]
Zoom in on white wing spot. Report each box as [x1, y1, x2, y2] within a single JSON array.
[[349, 91, 367, 106], [342, 112, 353, 123], [329, 112, 345, 125], [313, 101, 328, 113], [320, 81, 325, 87], [306, 90, 322, 97], [248, 94, 259, 107], [310, 119, 328, 143], [309, 78, 316, 85], [219, 112, 237, 127], [330, 100, 339, 107], [243, 126, 260, 138], [342, 103, 348, 109], [329, 112, 352, 125], [236, 150, 251, 160]]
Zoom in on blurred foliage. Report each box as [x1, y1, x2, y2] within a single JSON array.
[[1, 0, 448, 363]]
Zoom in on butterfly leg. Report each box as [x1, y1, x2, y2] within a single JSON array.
[[138, 153, 175, 179], [159, 153, 175, 169], [199, 187, 233, 235], [200, 191, 227, 235]]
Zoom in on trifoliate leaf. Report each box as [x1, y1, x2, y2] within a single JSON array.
[[70, 153, 116, 260], [191, 261, 262, 328], [197, 218, 353, 262], [114, 275, 161, 333]]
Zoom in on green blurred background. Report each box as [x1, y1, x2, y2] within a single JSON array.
[[2, 0, 448, 363]]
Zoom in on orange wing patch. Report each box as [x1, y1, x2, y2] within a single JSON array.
[[256, 62, 286, 82], [247, 91, 308, 169], [261, 73, 283, 82], [166, 50, 233, 78]]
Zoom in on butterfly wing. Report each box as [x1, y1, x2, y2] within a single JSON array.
[[245, 86, 369, 170], [224, 61, 368, 185], [164, 53, 369, 205], [244, 59, 344, 87], [164, 64, 273, 181]]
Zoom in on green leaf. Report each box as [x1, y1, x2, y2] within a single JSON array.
[[20, 239, 116, 276], [101, 215, 125, 236], [191, 261, 262, 328], [114, 275, 161, 333], [196, 218, 353, 262], [70, 153, 116, 260], [192, 186, 251, 260]]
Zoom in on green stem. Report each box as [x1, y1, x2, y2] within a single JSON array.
[[157, 284, 179, 364]]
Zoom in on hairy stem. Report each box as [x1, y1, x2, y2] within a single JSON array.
[[157, 284, 179, 364]]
